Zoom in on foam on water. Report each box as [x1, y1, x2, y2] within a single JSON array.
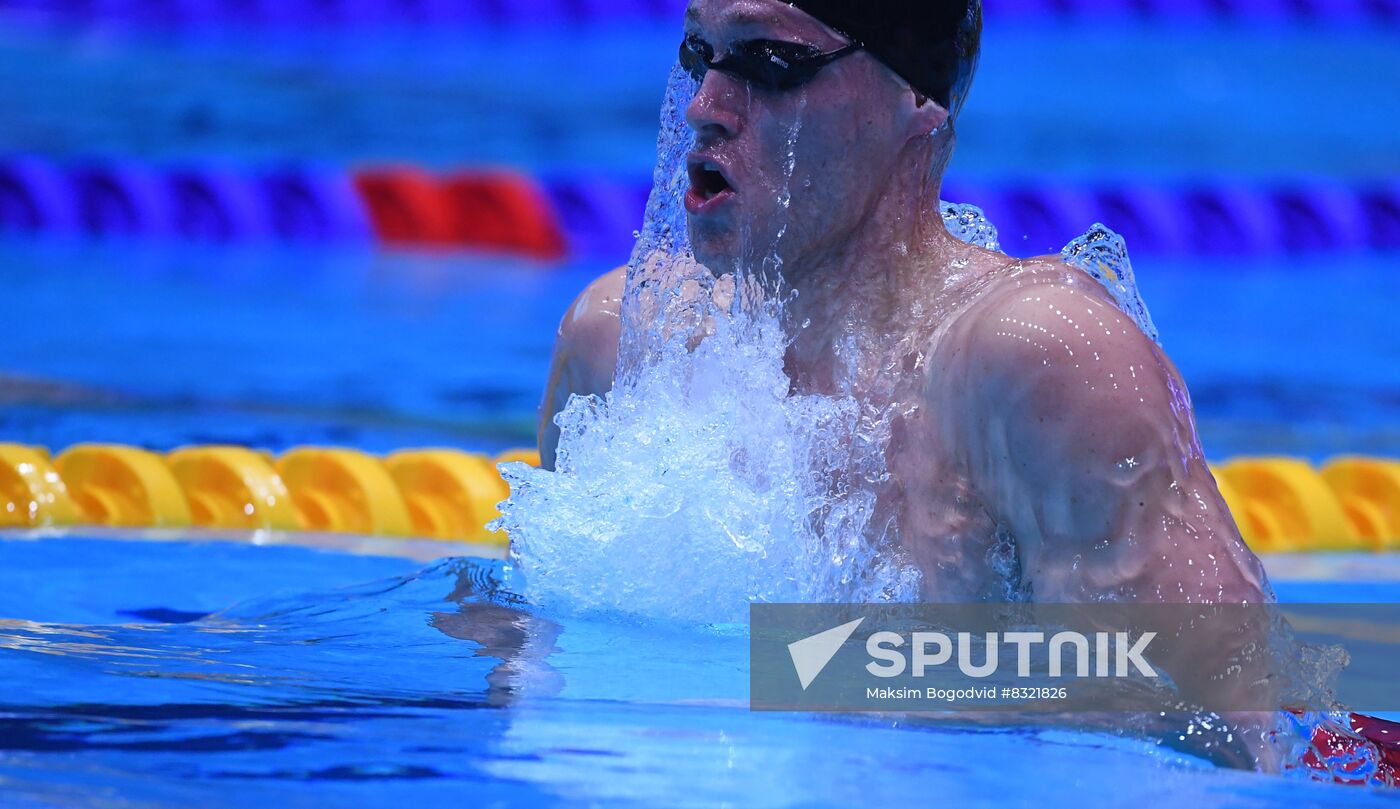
[[496, 67, 920, 622], [496, 298, 921, 622], [494, 60, 1176, 623]]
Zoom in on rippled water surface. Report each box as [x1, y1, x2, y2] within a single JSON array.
[[0, 537, 1395, 808], [4, 10, 1400, 807]]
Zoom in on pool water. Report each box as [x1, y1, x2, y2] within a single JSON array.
[[4, 22, 1399, 177], [3, 177, 1399, 809], [2, 230, 1397, 804], [4, 240, 1397, 462], [4, 9, 1400, 807], [0, 536, 1395, 808]]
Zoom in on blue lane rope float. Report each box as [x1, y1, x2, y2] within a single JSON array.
[[542, 174, 653, 261], [166, 165, 271, 241], [3, 156, 1400, 259], [0, 156, 76, 235], [71, 162, 175, 239], [1362, 183, 1400, 251], [259, 167, 374, 242]]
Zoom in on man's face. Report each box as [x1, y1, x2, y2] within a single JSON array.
[[682, 0, 915, 278]]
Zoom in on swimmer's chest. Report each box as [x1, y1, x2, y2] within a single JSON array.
[[885, 405, 1009, 601]]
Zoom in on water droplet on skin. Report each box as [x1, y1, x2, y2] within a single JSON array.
[[501, 71, 1337, 764]]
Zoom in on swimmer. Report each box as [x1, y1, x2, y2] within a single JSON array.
[[531, 1, 1400, 777], [543, 0, 1269, 608]]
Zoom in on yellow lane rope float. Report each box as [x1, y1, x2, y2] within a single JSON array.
[[1208, 456, 1398, 553], [0, 442, 541, 546], [0, 442, 1395, 552]]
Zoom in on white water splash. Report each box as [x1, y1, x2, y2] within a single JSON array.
[[941, 203, 1158, 344], [494, 67, 920, 622], [941, 200, 1002, 252], [1061, 223, 1160, 343], [482, 57, 1377, 780], [494, 59, 1161, 623], [496, 291, 920, 622]]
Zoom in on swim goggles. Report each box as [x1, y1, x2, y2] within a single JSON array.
[[679, 35, 862, 92]]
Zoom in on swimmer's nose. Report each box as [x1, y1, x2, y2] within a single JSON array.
[[685, 71, 742, 143]]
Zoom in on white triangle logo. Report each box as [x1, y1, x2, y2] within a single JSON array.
[[788, 617, 865, 690]]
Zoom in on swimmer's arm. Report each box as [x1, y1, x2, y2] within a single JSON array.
[[538, 267, 624, 471], [956, 280, 1267, 604], [955, 281, 1279, 767]]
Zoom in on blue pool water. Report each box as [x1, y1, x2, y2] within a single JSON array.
[[4, 22, 1400, 177], [4, 9, 1400, 807], [0, 536, 1396, 808], [4, 241, 1397, 462]]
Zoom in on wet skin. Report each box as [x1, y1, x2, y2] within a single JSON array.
[[536, 0, 1278, 766], [541, 0, 1268, 607], [536, 267, 1282, 769]]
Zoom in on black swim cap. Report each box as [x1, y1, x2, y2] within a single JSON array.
[[786, 0, 982, 116]]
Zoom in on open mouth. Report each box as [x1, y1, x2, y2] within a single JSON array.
[[690, 161, 732, 199], [685, 157, 735, 214]]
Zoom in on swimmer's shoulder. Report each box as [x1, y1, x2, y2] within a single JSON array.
[[927, 252, 1177, 424], [946, 252, 1161, 364], [540, 266, 626, 469], [556, 265, 625, 378]]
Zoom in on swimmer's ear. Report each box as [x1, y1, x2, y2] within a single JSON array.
[[902, 88, 949, 139]]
